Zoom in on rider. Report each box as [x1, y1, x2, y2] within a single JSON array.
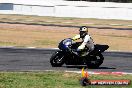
[[72, 26, 94, 55]]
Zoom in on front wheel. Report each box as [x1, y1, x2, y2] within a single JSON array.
[[86, 53, 104, 69], [50, 51, 65, 67]]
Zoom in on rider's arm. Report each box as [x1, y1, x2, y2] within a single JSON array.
[[72, 35, 80, 41], [78, 35, 91, 50]]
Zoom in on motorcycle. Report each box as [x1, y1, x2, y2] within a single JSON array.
[[50, 38, 109, 68]]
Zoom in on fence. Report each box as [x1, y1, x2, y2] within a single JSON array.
[[0, 0, 132, 20]]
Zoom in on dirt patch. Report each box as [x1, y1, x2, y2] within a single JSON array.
[[0, 23, 131, 51], [1, 14, 132, 29]]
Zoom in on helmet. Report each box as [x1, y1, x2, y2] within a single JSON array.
[[79, 26, 88, 38]]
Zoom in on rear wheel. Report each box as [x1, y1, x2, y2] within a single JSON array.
[[50, 51, 65, 67], [86, 53, 104, 69]]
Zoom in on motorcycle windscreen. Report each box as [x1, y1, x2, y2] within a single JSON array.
[[58, 38, 72, 50]]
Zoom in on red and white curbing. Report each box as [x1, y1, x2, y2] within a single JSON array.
[[15, 70, 132, 75], [45, 70, 132, 75], [65, 70, 132, 75], [92, 71, 132, 75]]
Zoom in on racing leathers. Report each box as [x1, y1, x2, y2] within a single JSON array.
[[72, 34, 94, 54]]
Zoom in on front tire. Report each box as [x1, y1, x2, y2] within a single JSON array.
[[86, 53, 104, 69], [50, 51, 65, 67]]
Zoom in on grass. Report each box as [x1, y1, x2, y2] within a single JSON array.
[[0, 41, 16, 46], [0, 71, 131, 88], [0, 14, 132, 51], [0, 14, 131, 88], [1, 14, 132, 28], [0, 22, 131, 51], [34, 40, 57, 46]]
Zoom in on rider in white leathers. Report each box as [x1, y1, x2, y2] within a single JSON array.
[[72, 26, 94, 56]]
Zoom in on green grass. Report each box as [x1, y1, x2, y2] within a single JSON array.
[[0, 71, 131, 88], [0, 41, 16, 46]]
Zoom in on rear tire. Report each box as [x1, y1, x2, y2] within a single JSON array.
[[50, 51, 65, 67], [86, 53, 104, 69]]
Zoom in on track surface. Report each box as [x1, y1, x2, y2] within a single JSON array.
[[0, 48, 132, 72]]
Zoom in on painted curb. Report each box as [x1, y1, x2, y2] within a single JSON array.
[[0, 69, 132, 75], [45, 70, 132, 75], [65, 71, 132, 75]]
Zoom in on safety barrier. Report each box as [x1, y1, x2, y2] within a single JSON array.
[[0, 0, 132, 20]]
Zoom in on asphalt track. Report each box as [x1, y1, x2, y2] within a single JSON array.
[[0, 47, 132, 72]]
